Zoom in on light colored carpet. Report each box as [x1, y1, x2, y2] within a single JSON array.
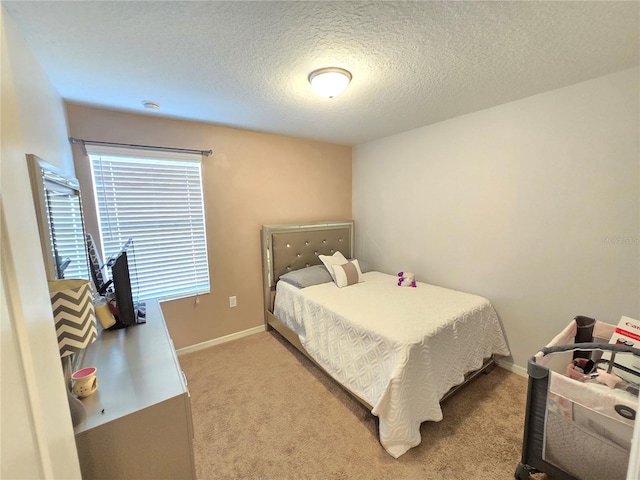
[[179, 330, 530, 479]]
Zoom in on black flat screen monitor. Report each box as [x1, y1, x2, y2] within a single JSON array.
[[107, 239, 144, 329]]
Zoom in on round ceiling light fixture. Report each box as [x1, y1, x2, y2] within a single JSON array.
[[308, 67, 352, 98]]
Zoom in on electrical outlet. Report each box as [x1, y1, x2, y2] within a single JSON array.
[[229, 296, 237, 308]]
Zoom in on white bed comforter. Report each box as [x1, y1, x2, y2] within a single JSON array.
[[273, 271, 510, 458]]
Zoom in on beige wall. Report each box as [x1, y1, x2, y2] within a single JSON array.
[[1, 6, 81, 478], [66, 104, 352, 348], [353, 68, 640, 371]]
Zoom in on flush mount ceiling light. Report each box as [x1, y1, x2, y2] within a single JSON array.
[[308, 67, 352, 98]]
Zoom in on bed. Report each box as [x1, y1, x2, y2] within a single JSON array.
[[260, 221, 510, 458]]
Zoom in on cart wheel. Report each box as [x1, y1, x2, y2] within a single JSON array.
[[514, 462, 533, 480]]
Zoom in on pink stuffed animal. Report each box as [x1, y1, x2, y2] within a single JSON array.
[[397, 271, 417, 287]]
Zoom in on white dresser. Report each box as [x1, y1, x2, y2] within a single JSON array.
[[74, 299, 195, 479]]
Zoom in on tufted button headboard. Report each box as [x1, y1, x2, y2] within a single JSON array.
[[260, 221, 354, 313]]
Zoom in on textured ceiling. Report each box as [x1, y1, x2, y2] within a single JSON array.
[[4, 1, 639, 145]]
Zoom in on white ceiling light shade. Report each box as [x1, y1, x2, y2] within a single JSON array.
[[308, 67, 352, 98]]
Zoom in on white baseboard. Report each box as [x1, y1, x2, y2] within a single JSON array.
[[496, 358, 528, 378], [176, 325, 266, 356]]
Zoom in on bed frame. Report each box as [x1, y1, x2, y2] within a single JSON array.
[[260, 221, 496, 412]]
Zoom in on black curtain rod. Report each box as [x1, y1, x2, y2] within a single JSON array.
[[69, 137, 213, 157]]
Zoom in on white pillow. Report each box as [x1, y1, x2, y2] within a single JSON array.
[[331, 260, 364, 288], [318, 251, 349, 282]]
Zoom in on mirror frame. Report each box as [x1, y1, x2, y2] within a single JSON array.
[[26, 154, 90, 281]]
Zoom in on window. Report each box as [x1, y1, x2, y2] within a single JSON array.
[[88, 146, 210, 301], [45, 186, 90, 280]]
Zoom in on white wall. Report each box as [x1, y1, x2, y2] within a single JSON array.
[[353, 68, 639, 371], [1, 6, 81, 479]]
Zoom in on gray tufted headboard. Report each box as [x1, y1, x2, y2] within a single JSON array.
[[260, 221, 354, 313]]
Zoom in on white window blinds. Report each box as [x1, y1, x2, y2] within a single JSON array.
[[88, 146, 210, 301], [45, 186, 91, 280]]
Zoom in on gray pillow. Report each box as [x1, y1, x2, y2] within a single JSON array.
[[353, 258, 372, 273], [278, 265, 332, 288]]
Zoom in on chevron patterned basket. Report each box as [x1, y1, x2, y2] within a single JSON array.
[[48, 279, 97, 357]]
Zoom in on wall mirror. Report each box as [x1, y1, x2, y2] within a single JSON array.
[[27, 154, 90, 281]]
